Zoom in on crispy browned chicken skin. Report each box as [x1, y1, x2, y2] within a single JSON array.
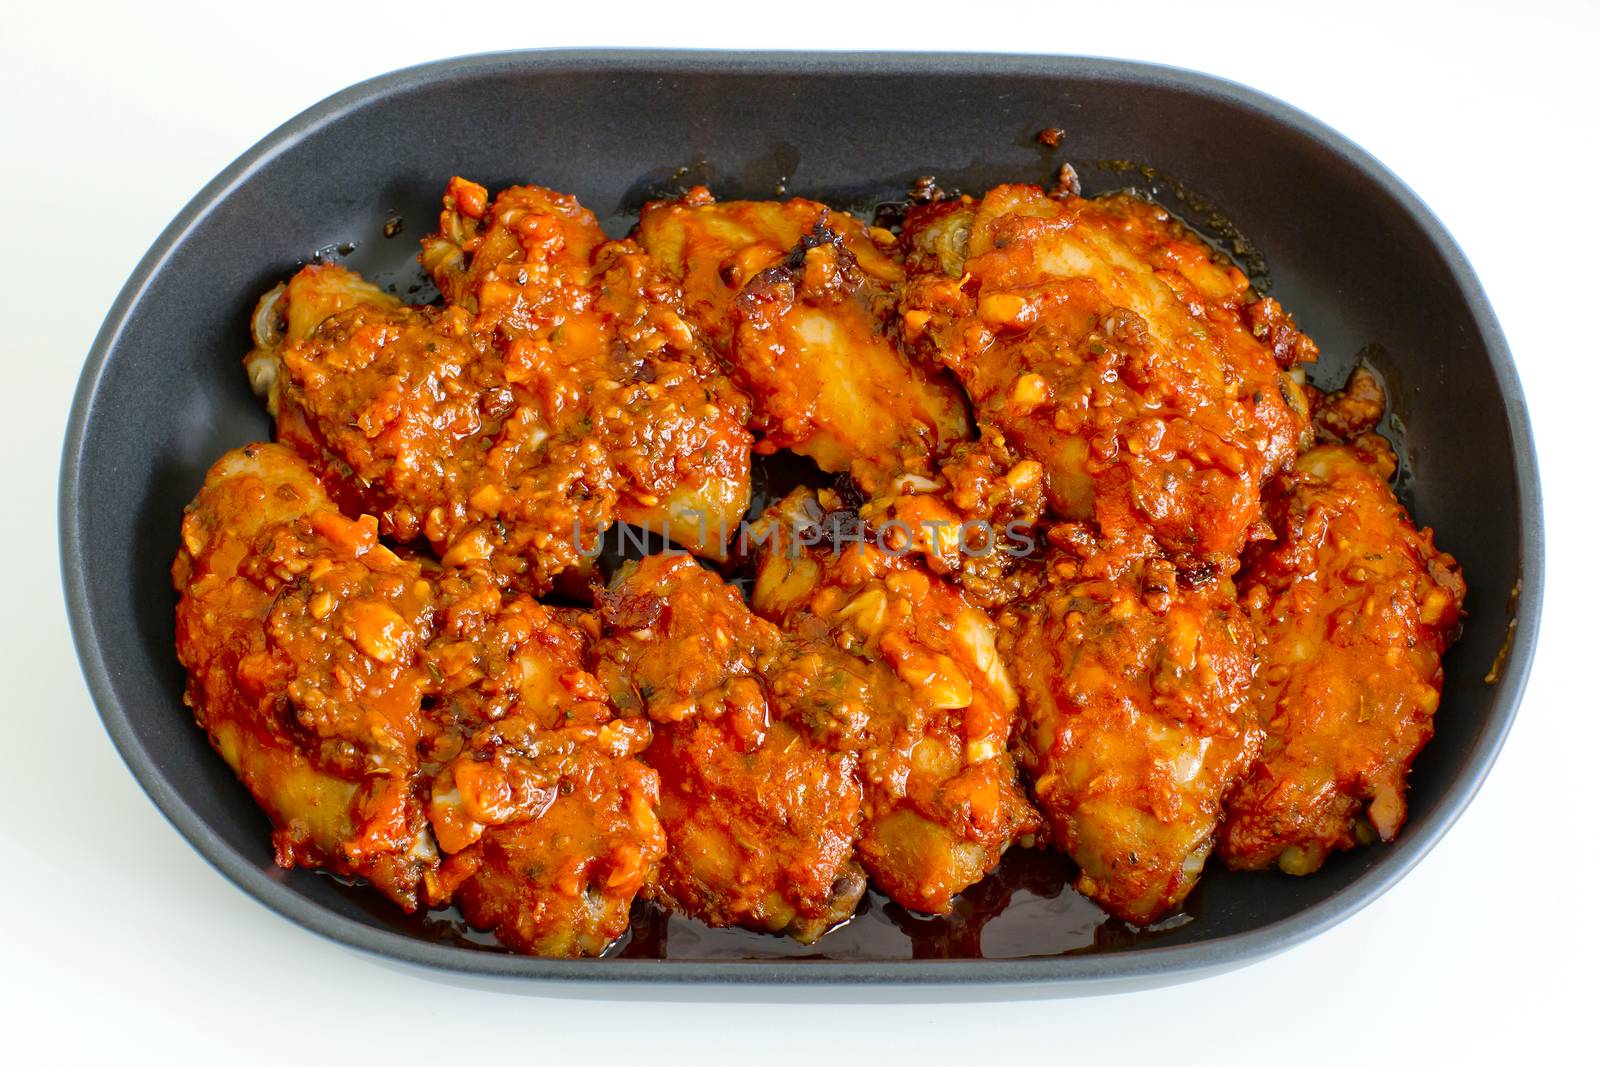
[[1221, 444, 1465, 874], [1002, 529, 1260, 925], [638, 188, 971, 489], [247, 180, 753, 593], [900, 186, 1316, 570], [174, 443, 665, 955]]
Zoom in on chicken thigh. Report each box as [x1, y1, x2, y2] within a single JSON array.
[[594, 554, 867, 942]]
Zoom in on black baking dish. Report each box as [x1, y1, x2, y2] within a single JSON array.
[[60, 50, 1542, 988]]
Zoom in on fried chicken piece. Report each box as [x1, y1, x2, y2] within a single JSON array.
[[900, 187, 1316, 570], [1001, 530, 1260, 924], [423, 180, 755, 557], [257, 273, 612, 591], [244, 265, 399, 414], [638, 188, 971, 488], [174, 443, 665, 955], [855, 426, 1048, 609], [420, 565, 665, 956], [1221, 444, 1465, 874], [750, 491, 1042, 913], [247, 180, 753, 592], [173, 442, 441, 907], [594, 554, 866, 942]]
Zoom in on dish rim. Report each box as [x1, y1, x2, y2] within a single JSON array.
[[59, 48, 1545, 987]]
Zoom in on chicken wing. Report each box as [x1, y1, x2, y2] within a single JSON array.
[[638, 188, 971, 488], [174, 443, 665, 955], [1221, 444, 1465, 874], [246, 180, 754, 592], [1002, 531, 1260, 924], [750, 491, 1042, 914], [900, 187, 1316, 569], [593, 554, 867, 942], [174, 442, 444, 907], [428, 179, 757, 557], [419, 565, 665, 956]]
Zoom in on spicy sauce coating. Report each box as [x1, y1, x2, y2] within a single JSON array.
[[639, 189, 971, 489], [1002, 530, 1260, 925], [853, 427, 1049, 610], [174, 444, 664, 955], [1221, 444, 1465, 874], [751, 490, 1041, 913], [899, 186, 1316, 570], [249, 181, 753, 593], [416, 564, 665, 955], [594, 554, 867, 941]]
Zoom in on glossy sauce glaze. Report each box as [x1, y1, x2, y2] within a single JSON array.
[[177, 173, 1460, 960]]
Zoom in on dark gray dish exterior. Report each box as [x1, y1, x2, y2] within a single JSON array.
[[61, 50, 1542, 988]]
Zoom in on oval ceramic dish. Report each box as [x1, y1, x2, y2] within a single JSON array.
[[60, 51, 1542, 989]]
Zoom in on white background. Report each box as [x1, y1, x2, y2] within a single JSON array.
[[4, 1, 1594, 1061]]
